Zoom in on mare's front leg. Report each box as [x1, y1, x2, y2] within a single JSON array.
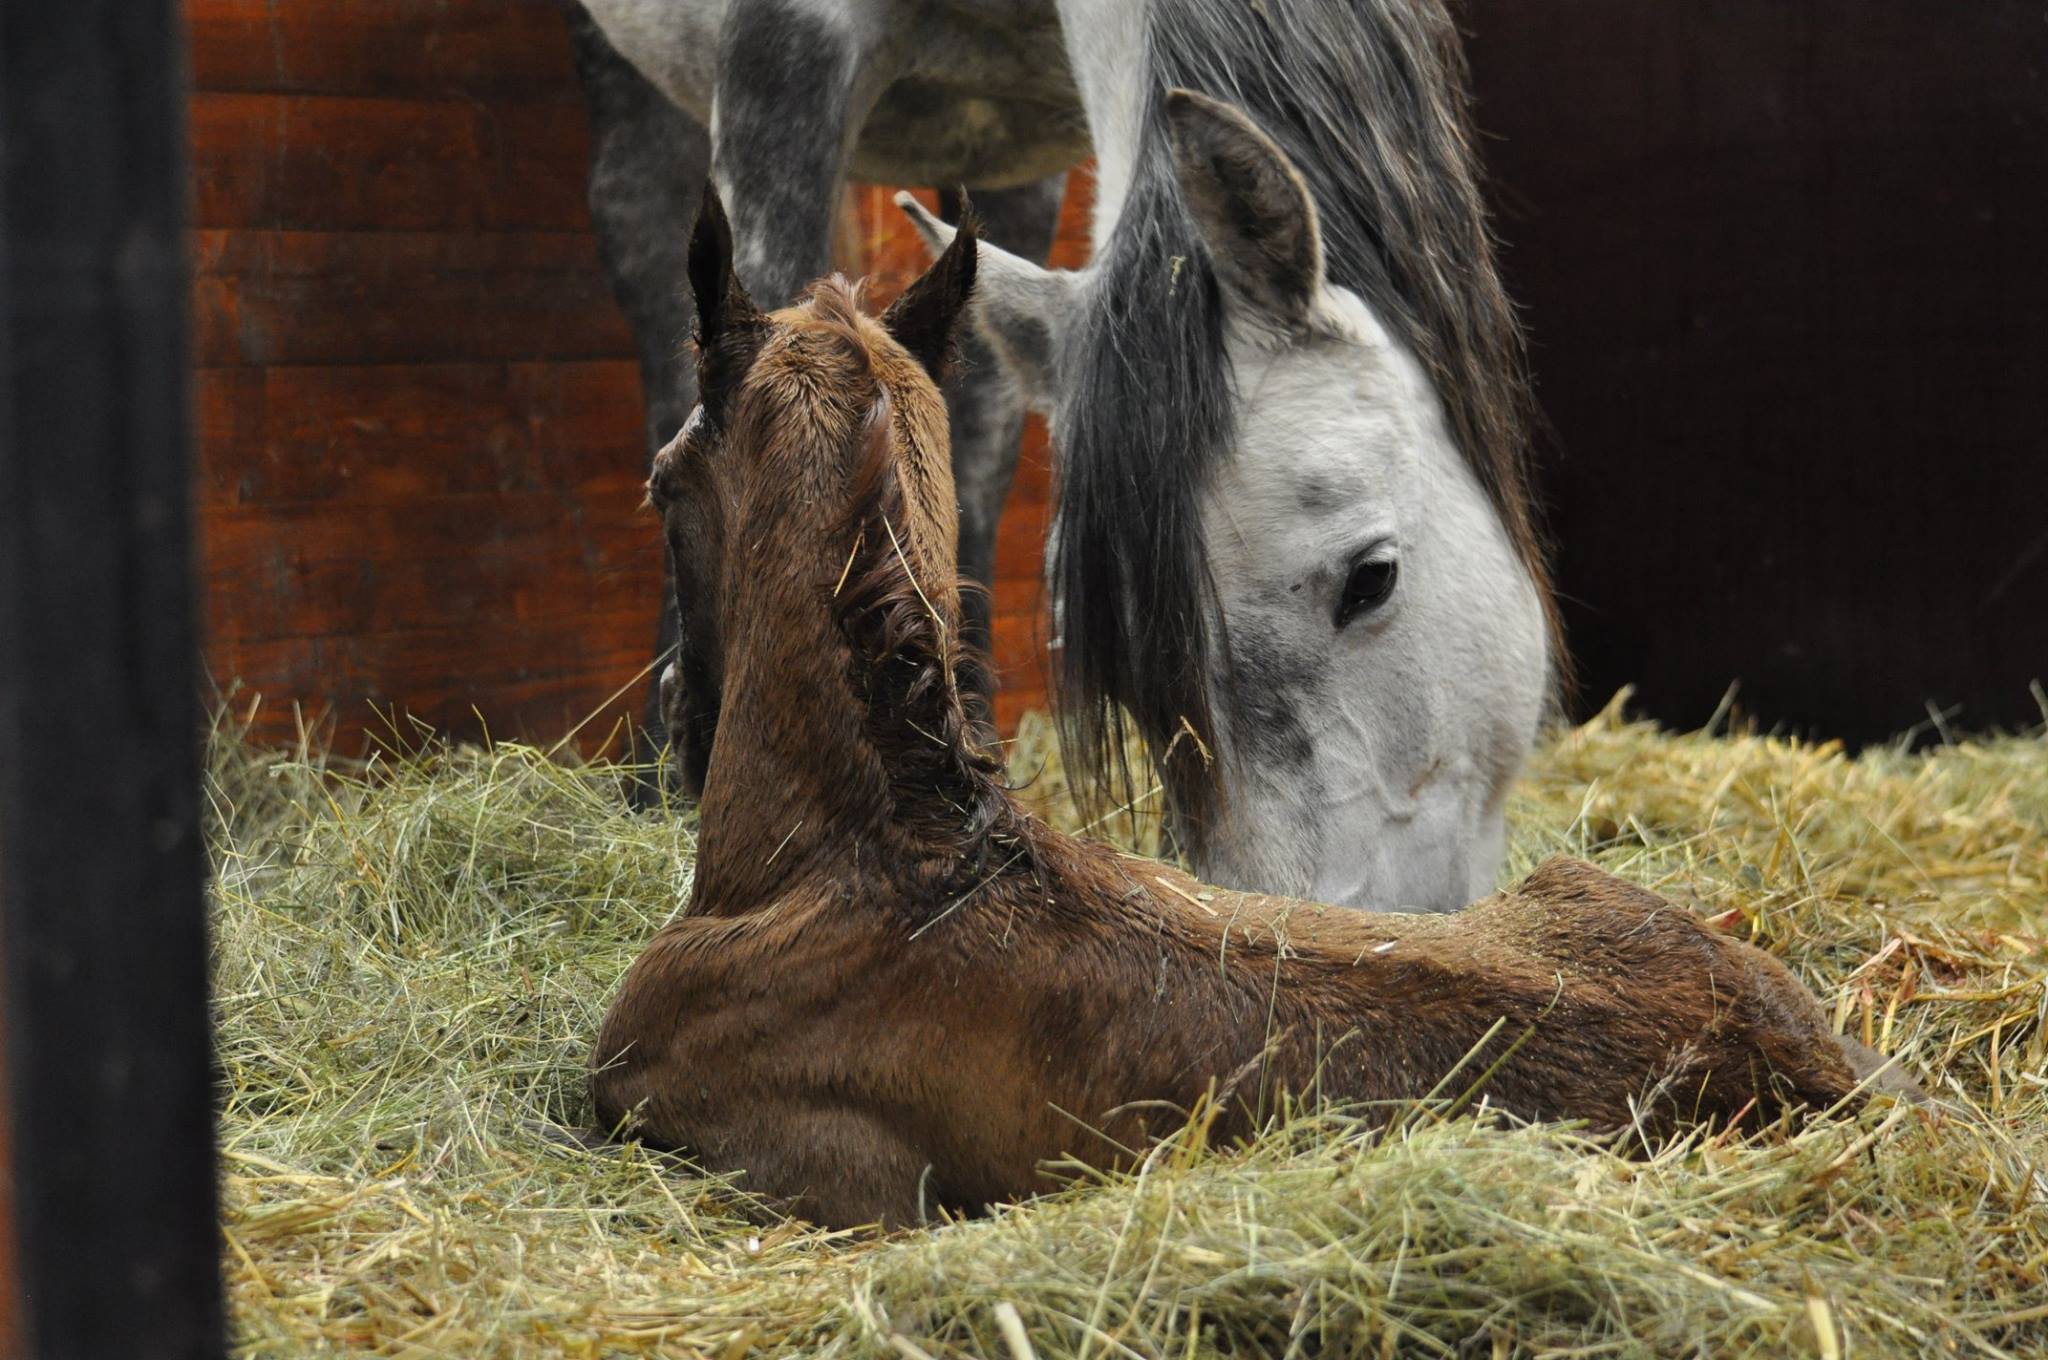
[[937, 176, 1068, 711], [567, 11, 710, 791], [711, 4, 890, 304]]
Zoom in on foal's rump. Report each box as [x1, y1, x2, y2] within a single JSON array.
[[1497, 858, 1922, 1105], [1115, 854, 1885, 1139]]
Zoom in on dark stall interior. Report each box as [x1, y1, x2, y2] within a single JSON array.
[[1468, 0, 2047, 740]]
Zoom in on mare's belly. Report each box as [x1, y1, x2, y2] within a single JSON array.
[[581, 0, 1089, 189], [850, 83, 1088, 189], [858, 0, 1087, 187]]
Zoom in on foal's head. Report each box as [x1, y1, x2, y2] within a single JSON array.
[[649, 188, 992, 824]]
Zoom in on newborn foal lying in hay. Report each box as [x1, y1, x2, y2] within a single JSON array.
[[593, 190, 1893, 1230]]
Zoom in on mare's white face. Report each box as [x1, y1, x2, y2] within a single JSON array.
[[1195, 287, 1547, 910], [898, 92, 1548, 911]]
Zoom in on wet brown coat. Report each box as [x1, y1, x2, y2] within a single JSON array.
[[594, 200, 1879, 1229]]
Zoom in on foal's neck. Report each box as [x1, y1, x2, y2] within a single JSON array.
[[687, 561, 875, 907], [687, 513, 1012, 913]]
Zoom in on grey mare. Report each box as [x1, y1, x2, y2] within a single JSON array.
[[569, 0, 1082, 791], [573, 0, 1557, 911]]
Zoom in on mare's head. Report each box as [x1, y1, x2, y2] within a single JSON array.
[[650, 188, 1000, 857], [902, 89, 1553, 911]]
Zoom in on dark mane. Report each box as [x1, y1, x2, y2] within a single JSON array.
[[1051, 0, 1557, 854], [827, 357, 1019, 889]]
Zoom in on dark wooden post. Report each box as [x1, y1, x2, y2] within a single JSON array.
[[0, 3, 224, 1357]]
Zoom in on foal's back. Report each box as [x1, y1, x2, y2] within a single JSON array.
[[594, 827, 1871, 1227]]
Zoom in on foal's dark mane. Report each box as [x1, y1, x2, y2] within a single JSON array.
[[1052, 0, 1557, 851], [802, 280, 1021, 885]]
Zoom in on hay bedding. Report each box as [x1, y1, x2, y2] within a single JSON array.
[[210, 698, 2048, 1358]]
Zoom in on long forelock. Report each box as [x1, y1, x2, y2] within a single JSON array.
[[798, 274, 875, 359], [752, 276, 879, 430], [1052, 0, 1557, 855]]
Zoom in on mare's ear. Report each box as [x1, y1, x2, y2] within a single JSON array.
[[881, 207, 978, 379], [1164, 89, 1325, 332], [894, 191, 1079, 413], [688, 183, 767, 420]]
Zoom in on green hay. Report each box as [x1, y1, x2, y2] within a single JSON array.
[[211, 697, 2048, 1358]]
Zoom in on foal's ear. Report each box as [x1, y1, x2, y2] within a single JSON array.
[[1165, 89, 1325, 332], [880, 208, 978, 380], [895, 191, 1080, 413], [688, 183, 767, 418]]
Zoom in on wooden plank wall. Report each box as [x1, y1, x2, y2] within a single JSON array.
[[188, 0, 1084, 752]]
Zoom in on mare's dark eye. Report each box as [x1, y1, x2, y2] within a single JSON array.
[[1335, 556, 1398, 628]]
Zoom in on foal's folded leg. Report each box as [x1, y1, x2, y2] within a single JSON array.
[[719, 1103, 938, 1231]]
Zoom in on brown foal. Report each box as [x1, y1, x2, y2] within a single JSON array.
[[593, 189, 1898, 1230]]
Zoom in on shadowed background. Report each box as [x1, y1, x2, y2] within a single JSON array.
[[189, 0, 2046, 752], [1467, 0, 2047, 741]]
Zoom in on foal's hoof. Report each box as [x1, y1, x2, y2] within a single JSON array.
[[1834, 1034, 1929, 1103], [522, 1119, 613, 1154]]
